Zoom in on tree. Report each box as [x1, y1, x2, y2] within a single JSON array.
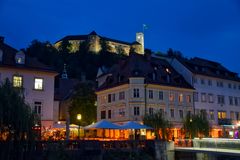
[[183, 111, 210, 139], [143, 111, 172, 140], [68, 82, 97, 126], [0, 78, 36, 141]]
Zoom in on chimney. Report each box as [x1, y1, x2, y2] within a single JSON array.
[[0, 36, 4, 44]]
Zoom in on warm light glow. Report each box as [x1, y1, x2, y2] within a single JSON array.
[[77, 114, 82, 120]]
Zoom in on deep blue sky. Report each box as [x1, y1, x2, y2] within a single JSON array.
[[1, 0, 240, 73]]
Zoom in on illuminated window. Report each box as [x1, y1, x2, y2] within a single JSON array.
[[169, 92, 174, 102], [34, 78, 43, 90], [13, 75, 23, 87], [218, 111, 226, 119], [186, 95, 191, 103], [178, 93, 183, 102]]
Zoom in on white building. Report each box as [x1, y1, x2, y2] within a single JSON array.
[[96, 53, 194, 138], [0, 37, 57, 129], [165, 56, 240, 137]]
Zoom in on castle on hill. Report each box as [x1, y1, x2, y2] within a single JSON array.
[[54, 31, 144, 55]]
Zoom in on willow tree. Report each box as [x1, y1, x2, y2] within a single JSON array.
[[0, 79, 36, 141], [143, 111, 172, 140]]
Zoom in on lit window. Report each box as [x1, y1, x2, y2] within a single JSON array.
[[34, 78, 43, 90], [169, 92, 174, 102], [178, 93, 183, 102], [186, 95, 191, 103], [13, 75, 23, 87], [218, 111, 226, 119]]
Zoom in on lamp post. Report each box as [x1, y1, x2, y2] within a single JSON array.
[[77, 114, 82, 140]]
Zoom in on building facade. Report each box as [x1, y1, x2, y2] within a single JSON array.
[[96, 53, 194, 138], [55, 31, 144, 55], [164, 56, 240, 138], [0, 37, 57, 130]]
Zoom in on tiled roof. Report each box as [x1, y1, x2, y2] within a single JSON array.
[[0, 41, 56, 73], [97, 53, 193, 91], [177, 57, 240, 82]]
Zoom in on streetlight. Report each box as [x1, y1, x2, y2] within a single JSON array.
[[77, 114, 82, 139]]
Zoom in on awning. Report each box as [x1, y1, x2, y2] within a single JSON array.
[[84, 120, 121, 129], [121, 121, 152, 129]]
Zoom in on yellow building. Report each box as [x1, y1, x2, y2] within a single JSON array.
[[96, 53, 194, 139]]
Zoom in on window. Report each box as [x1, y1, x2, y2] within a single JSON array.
[[229, 96, 233, 105], [112, 94, 115, 102], [201, 78, 205, 85], [159, 109, 164, 116], [209, 110, 214, 120], [201, 93, 207, 102], [233, 84, 237, 89], [108, 110, 111, 119], [235, 97, 238, 106], [194, 92, 199, 102], [230, 111, 234, 120], [119, 108, 125, 117], [178, 93, 183, 103], [217, 81, 224, 87], [149, 108, 154, 115], [193, 77, 198, 84], [149, 90, 153, 99], [34, 101, 42, 114], [170, 109, 174, 118], [228, 83, 232, 89], [101, 111, 106, 119], [34, 78, 43, 90], [218, 111, 226, 119], [13, 75, 23, 87], [134, 107, 140, 116], [236, 112, 239, 120], [159, 91, 163, 100], [169, 92, 174, 102], [179, 110, 183, 119], [133, 88, 140, 98], [108, 94, 111, 103], [119, 91, 125, 100], [186, 95, 191, 103], [217, 95, 225, 104], [208, 94, 214, 103], [208, 80, 212, 86]]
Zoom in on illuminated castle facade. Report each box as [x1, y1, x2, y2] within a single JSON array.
[[55, 31, 144, 55]]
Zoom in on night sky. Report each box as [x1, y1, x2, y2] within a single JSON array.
[[1, 0, 240, 73]]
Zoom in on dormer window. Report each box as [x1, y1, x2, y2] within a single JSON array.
[[15, 51, 25, 64], [0, 49, 3, 62]]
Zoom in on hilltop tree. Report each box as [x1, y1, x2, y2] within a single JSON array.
[[143, 111, 172, 140]]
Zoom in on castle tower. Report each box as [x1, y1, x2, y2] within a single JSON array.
[[136, 32, 144, 54], [88, 31, 101, 53]]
